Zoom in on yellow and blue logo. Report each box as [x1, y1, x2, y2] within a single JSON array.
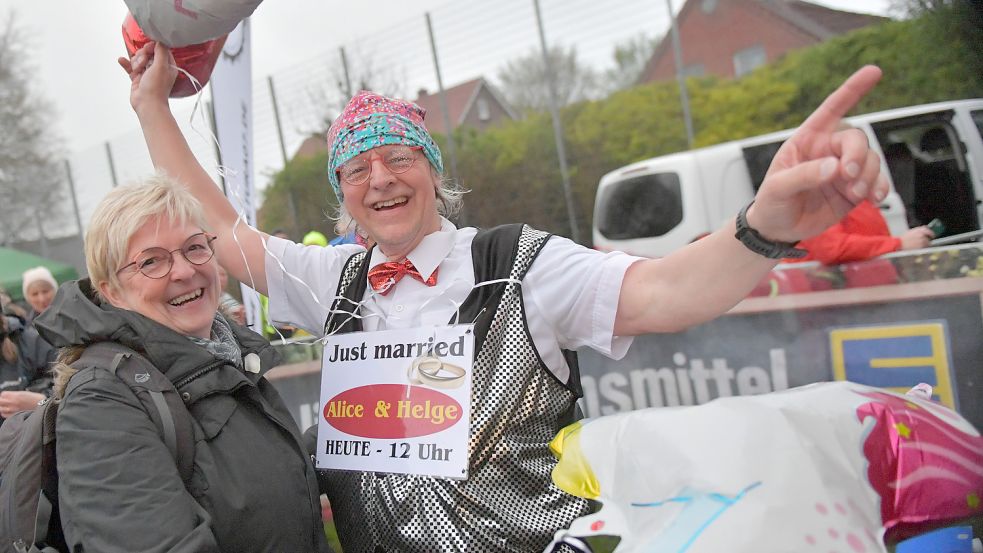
[[829, 322, 956, 409]]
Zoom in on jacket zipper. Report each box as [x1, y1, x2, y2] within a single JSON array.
[[172, 360, 224, 390], [230, 349, 324, 550], [174, 344, 268, 391], [176, 348, 321, 547]]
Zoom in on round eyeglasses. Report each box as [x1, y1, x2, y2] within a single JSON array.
[[117, 233, 217, 279], [337, 145, 422, 186]]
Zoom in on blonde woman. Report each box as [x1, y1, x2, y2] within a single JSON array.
[[34, 175, 331, 553]]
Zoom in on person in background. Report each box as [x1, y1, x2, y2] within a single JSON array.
[[21, 266, 58, 323], [302, 230, 329, 247], [33, 175, 331, 552], [0, 287, 29, 320], [217, 265, 247, 326], [0, 297, 56, 423], [123, 41, 888, 553], [791, 200, 934, 265]]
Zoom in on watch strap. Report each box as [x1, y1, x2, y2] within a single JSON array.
[[734, 201, 808, 259]]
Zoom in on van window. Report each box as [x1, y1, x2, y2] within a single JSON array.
[[596, 172, 683, 240], [874, 113, 979, 236], [973, 110, 983, 140], [742, 140, 784, 193]]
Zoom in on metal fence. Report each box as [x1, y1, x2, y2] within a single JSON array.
[[19, 0, 677, 265]]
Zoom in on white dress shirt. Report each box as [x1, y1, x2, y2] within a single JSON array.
[[265, 218, 641, 383]]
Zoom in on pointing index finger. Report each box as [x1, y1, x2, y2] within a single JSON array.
[[800, 65, 882, 134]]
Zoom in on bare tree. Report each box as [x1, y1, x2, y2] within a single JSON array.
[[0, 14, 65, 246], [889, 0, 953, 16], [602, 33, 660, 93], [304, 45, 409, 134], [496, 44, 600, 115]]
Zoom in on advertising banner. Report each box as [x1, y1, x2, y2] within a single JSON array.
[[578, 294, 982, 429], [210, 19, 262, 333], [270, 282, 983, 434]]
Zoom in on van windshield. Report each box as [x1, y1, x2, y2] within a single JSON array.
[[595, 172, 682, 240]]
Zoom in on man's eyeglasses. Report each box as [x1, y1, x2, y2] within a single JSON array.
[[337, 145, 422, 187], [117, 233, 217, 279]]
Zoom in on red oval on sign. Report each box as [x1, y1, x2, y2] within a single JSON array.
[[323, 384, 463, 439]]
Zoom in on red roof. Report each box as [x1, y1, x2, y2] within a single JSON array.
[[640, 0, 887, 83], [777, 0, 886, 36], [413, 78, 507, 135]]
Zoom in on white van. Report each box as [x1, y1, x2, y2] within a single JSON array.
[[592, 99, 983, 257]]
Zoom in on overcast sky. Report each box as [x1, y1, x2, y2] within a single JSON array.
[[3, 0, 893, 210]]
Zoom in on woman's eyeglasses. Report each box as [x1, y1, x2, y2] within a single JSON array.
[[117, 233, 217, 279], [337, 145, 422, 186]]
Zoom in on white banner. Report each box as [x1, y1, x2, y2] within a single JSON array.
[[316, 325, 475, 479], [210, 19, 262, 334]]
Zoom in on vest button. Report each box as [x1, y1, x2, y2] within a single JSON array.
[[181, 392, 191, 402]]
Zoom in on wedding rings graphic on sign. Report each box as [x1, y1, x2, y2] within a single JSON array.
[[407, 355, 466, 389]]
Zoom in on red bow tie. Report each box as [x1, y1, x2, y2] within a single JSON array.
[[367, 259, 438, 295]]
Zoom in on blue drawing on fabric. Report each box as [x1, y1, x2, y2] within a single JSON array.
[[631, 481, 762, 553]]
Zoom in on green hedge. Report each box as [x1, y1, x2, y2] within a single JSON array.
[[261, 7, 982, 244]]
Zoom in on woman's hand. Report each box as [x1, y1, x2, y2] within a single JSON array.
[[117, 41, 178, 115], [0, 390, 45, 418], [748, 65, 888, 244]]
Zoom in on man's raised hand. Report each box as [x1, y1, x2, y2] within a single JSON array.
[[747, 65, 887, 243]]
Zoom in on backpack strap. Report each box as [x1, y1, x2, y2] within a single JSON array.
[[75, 343, 195, 487], [30, 398, 61, 553]]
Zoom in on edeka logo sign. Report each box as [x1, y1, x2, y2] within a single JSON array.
[[580, 349, 790, 417], [829, 321, 956, 409], [323, 384, 462, 439]]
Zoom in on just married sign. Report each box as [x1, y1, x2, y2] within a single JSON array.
[[315, 325, 475, 479]]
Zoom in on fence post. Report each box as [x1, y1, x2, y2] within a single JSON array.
[[104, 141, 119, 188], [64, 160, 85, 249], [665, 0, 695, 148], [424, 13, 462, 198], [532, 0, 581, 243], [339, 46, 353, 99]]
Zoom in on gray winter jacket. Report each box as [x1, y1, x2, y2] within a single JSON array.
[[0, 315, 55, 398], [34, 280, 331, 553]]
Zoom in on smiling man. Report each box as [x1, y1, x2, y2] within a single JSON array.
[[122, 40, 889, 553]]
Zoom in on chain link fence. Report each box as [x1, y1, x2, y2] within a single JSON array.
[[15, 0, 673, 270]]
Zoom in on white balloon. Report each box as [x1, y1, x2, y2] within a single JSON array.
[[124, 0, 264, 47], [547, 381, 983, 552]]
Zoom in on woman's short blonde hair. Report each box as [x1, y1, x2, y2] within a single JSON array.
[[85, 173, 209, 295]]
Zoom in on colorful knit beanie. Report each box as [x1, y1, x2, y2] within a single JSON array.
[[327, 91, 443, 200]]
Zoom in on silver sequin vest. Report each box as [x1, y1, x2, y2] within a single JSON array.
[[321, 224, 588, 553]]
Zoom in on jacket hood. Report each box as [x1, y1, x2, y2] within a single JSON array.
[[34, 279, 275, 381], [34, 279, 135, 349]]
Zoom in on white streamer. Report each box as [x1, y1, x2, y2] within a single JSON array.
[[171, 59, 523, 350]]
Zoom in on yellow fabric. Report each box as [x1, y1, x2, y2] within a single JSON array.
[[549, 421, 601, 500], [260, 294, 275, 336]]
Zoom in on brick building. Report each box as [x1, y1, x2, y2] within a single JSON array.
[[412, 78, 517, 135], [292, 77, 516, 161], [639, 0, 887, 82]]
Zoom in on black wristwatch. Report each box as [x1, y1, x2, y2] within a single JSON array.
[[734, 201, 807, 259]]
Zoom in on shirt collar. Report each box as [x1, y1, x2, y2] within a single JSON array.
[[368, 217, 456, 280]]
